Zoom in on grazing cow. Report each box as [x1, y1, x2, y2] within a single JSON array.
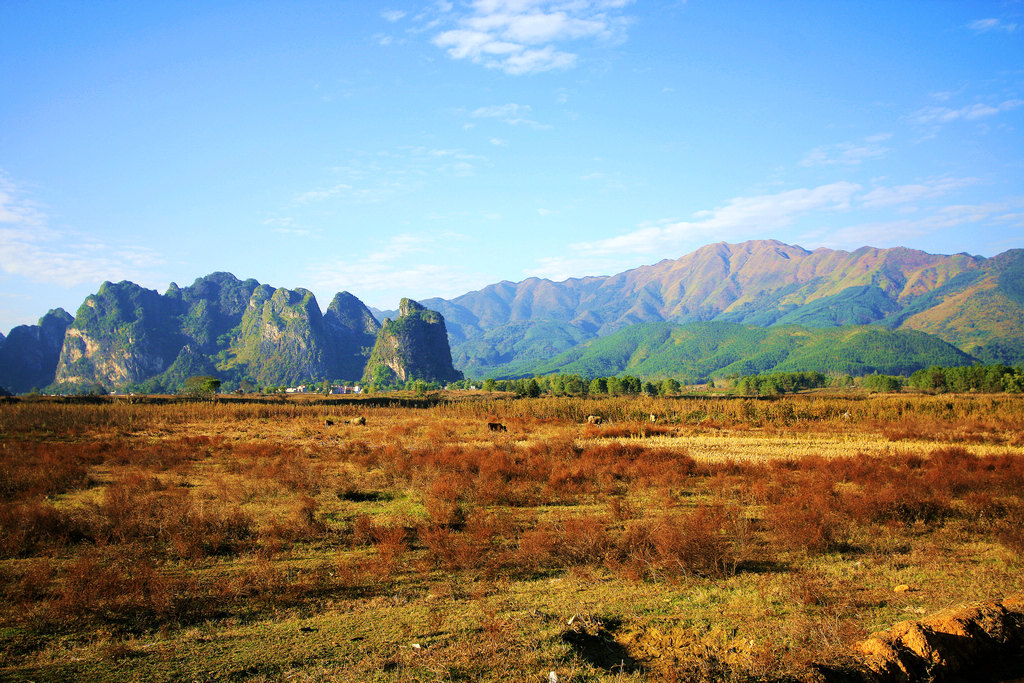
[[488, 422, 507, 432], [586, 415, 603, 425], [324, 419, 334, 427], [351, 416, 366, 426]]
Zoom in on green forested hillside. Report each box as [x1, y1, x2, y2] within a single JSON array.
[[519, 321, 976, 381]]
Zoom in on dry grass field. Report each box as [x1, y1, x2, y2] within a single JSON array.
[[1, 391, 1023, 681]]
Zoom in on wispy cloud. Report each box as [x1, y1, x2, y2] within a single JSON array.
[[471, 103, 550, 128], [263, 217, 316, 238], [0, 173, 162, 288], [800, 135, 892, 167], [806, 202, 1022, 251], [525, 254, 630, 281], [381, 9, 407, 22], [573, 182, 861, 256], [567, 176, 1008, 264], [296, 147, 487, 204], [910, 99, 1023, 126], [967, 18, 1018, 33], [308, 231, 486, 307], [859, 177, 977, 208], [430, 0, 634, 75]]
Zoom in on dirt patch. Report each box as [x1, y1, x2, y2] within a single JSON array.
[[855, 593, 1024, 682]]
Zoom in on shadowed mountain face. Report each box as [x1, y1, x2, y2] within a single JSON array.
[[382, 240, 1023, 376], [0, 309, 74, 393]]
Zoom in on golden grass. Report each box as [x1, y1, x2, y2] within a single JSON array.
[[1, 392, 1022, 681]]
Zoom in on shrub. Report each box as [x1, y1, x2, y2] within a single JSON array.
[[614, 507, 739, 580]]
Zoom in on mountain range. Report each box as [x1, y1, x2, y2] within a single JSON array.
[[378, 239, 1024, 377], [0, 240, 1020, 393]]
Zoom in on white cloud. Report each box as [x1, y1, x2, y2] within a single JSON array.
[[968, 18, 1018, 33], [807, 202, 1020, 251], [0, 225, 162, 288], [381, 9, 407, 22], [859, 178, 977, 208], [525, 254, 632, 281], [429, 0, 633, 75], [568, 176, 1014, 265], [0, 173, 163, 288], [471, 102, 550, 127], [296, 183, 356, 203], [0, 177, 45, 227], [296, 147, 487, 204], [308, 231, 486, 308], [800, 137, 891, 167], [574, 182, 862, 256], [910, 99, 1023, 126], [473, 103, 530, 118]]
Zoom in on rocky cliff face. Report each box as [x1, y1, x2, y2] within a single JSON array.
[[54, 281, 182, 390], [229, 285, 335, 387], [362, 298, 462, 386], [0, 309, 73, 393], [48, 273, 385, 393]]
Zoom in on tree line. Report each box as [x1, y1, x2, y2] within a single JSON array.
[[156, 363, 1024, 399], [731, 364, 1024, 395], [481, 374, 685, 397]]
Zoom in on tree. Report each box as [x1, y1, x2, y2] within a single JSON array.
[[483, 378, 496, 393], [368, 364, 394, 391], [660, 378, 681, 396], [564, 374, 585, 396], [183, 375, 221, 399], [621, 375, 642, 395], [526, 378, 541, 398], [862, 373, 903, 393]]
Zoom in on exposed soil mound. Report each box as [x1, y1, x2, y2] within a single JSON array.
[[856, 593, 1024, 682]]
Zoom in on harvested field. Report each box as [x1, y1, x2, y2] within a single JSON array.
[[1, 392, 1022, 681]]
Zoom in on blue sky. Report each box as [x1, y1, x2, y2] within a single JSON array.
[[1, 1, 1021, 332]]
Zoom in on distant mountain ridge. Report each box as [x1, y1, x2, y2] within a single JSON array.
[[379, 240, 1023, 376], [1, 240, 1021, 392]]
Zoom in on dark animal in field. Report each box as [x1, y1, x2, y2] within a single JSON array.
[[324, 419, 334, 427], [586, 415, 603, 425], [488, 422, 507, 432]]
